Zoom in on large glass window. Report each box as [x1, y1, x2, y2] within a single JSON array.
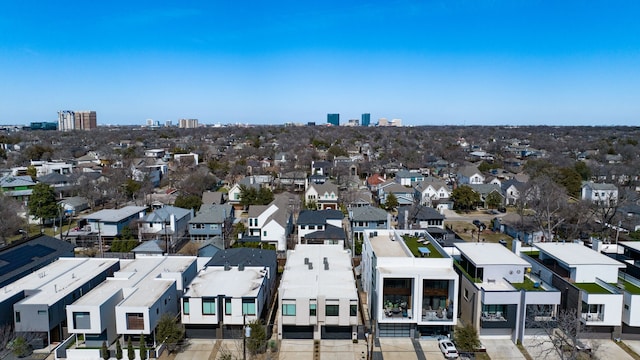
[[183, 299, 190, 314], [202, 298, 215, 315], [282, 303, 296, 316], [225, 298, 232, 315], [326, 305, 339, 316], [350, 305, 358, 317], [126, 313, 145, 330], [309, 304, 316, 316], [73, 312, 91, 329], [242, 299, 256, 315]]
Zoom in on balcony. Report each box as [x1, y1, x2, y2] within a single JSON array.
[[421, 307, 452, 322], [581, 313, 604, 322]]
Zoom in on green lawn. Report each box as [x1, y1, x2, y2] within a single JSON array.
[[402, 235, 444, 258], [574, 283, 613, 294], [620, 280, 640, 295], [511, 276, 545, 291]]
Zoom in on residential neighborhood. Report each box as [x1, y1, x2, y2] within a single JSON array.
[[1, 125, 640, 359]]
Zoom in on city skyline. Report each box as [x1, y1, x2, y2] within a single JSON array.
[[1, 1, 639, 126]]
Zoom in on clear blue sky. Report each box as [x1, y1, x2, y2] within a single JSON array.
[[1, 1, 638, 126]]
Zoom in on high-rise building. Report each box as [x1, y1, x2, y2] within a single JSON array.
[[179, 118, 199, 128], [361, 113, 370, 127], [327, 113, 339, 126], [57, 110, 97, 131]]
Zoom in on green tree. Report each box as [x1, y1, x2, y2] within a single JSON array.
[[139, 334, 147, 360], [240, 185, 274, 207], [28, 183, 59, 228], [555, 167, 582, 198], [116, 339, 123, 360], [451, 185, 480, 212], [127, 337, 134, 360], [485, 191, 503, 209], [246, 319, 268, 355], [574, 161, 592, 181], [124, 179, 142, 200], [0, 193, 23, 246], [26, 165, 37, 179], [101, 341, 109, 360], [173, 194, 202, 211], [454, 323, 481, 352], [10, 336, 30, 357], [384, 193, 399, 211], [155, 314, 185, 354]]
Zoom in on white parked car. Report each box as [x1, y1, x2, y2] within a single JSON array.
[[438, 339, 459, 358]]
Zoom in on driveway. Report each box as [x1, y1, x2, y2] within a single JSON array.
[[481, 339, 526, 360]]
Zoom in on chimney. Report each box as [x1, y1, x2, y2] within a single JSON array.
[[238, 263, 245, 271], [308, 262, 313, 270], [224, 262, 231, 271], [304, 257, 309, 265], [324, 262, 329, 271]]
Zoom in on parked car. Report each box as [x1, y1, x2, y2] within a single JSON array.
[[472, 219, 482, 227], [438, 339, 459, 358]]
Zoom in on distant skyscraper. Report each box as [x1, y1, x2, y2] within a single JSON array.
[[57, 110, 97, 131], [327, 113, 339, 126], [361, 113, 370, 127], [165, 120, 172, 127], [146, 119, 154, 127], [179, 118, 199, 128]]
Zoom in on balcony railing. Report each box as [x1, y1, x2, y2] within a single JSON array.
[[481, 312, 507, 322], [581, 313, 604, 322]]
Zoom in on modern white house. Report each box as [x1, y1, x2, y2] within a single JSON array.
[[361, 229, 458, 338], [527, 242, 625, 337], [616, 241, 640, 337], [181, 248, 276, 338], [454, 242, 561, 343], [1, 258, 120, 349], [65, 256, 197, 352], [278, 245, 358, 340]]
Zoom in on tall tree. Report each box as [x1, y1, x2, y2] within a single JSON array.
[[522, 175, 568, 242], [451, 185, 480, 212], [115, 339, 123, 360], [384, 193, 399, 211], [139, 334, 147, 360], [27, 183, 59, 228], [127, 337, 134, 360], [155, 314, 185, 354], [0, 194, 23, 246]]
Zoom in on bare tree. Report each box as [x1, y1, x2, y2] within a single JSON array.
[[0, 193, 23, 246], [526, 308, 599, 360], [523, 175, 569, 242]]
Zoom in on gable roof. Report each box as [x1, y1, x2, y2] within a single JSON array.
[[202, 191, 224, 205], [366, 174, 386, 186], [297, 209, 344, 225], [0, 175, 36, 188], [132, 239, 165, 254], [37, 172, 71, 184], [398, 205, 445, 222], [141, 205, 191, 223], [304, 224, 346, 240], [190, 204, 233, 224], [350, 206, 388, 222], [308, 181, 338, 195], [458, 165, 482, 178], [468, 183, 503, 196], [415, 178, 448, 192], [83, 206, 147, 222]]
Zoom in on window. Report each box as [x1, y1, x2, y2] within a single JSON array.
[[225, 298, 232, 315], [183, 299, 190, 314], [309, 304, 316, 316], [38, 310, 47, 315], [126, 313, 145, 330], [73, 312, 91, 329], [15, 312, 20, 323], [326, 305, 339, 316], [210, 224, 218, 230], [203, 298, 216, 315], [242, 299, 256, 315], [350, 305, 358, 317], [318, 225, 323, 230], [263, 231, 267, 237], [282, 303, 296, 316], [309, 225, 315, 230]]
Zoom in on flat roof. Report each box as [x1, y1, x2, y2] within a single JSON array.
[[71, 256, 195, 308], [377, 266, 457, 280], [369, 232, 409, 258], [619, 241, 640, 253], [535, 242, 625, 267], [3, 258, 119, 305], [455, 242, 530, 267], [185, 266, 268, 298], [280, 245, 357, 300]]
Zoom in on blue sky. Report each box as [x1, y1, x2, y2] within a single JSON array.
[[1, 1, 638, 126]]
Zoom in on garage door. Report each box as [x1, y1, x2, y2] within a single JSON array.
[[282, 325, 314, 339], [321, 326, 352, 339], [378, 323, 411, 337]]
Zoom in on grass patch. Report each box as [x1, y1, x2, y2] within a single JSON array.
[[618, 341, 640, 360], [574, 283, 613, 294], [402, 235, 444, 258], [620, 279, 640, 295], [445, 220, 513, 247], [511, 276, 545, 291], [516, 342, 534, 360]]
